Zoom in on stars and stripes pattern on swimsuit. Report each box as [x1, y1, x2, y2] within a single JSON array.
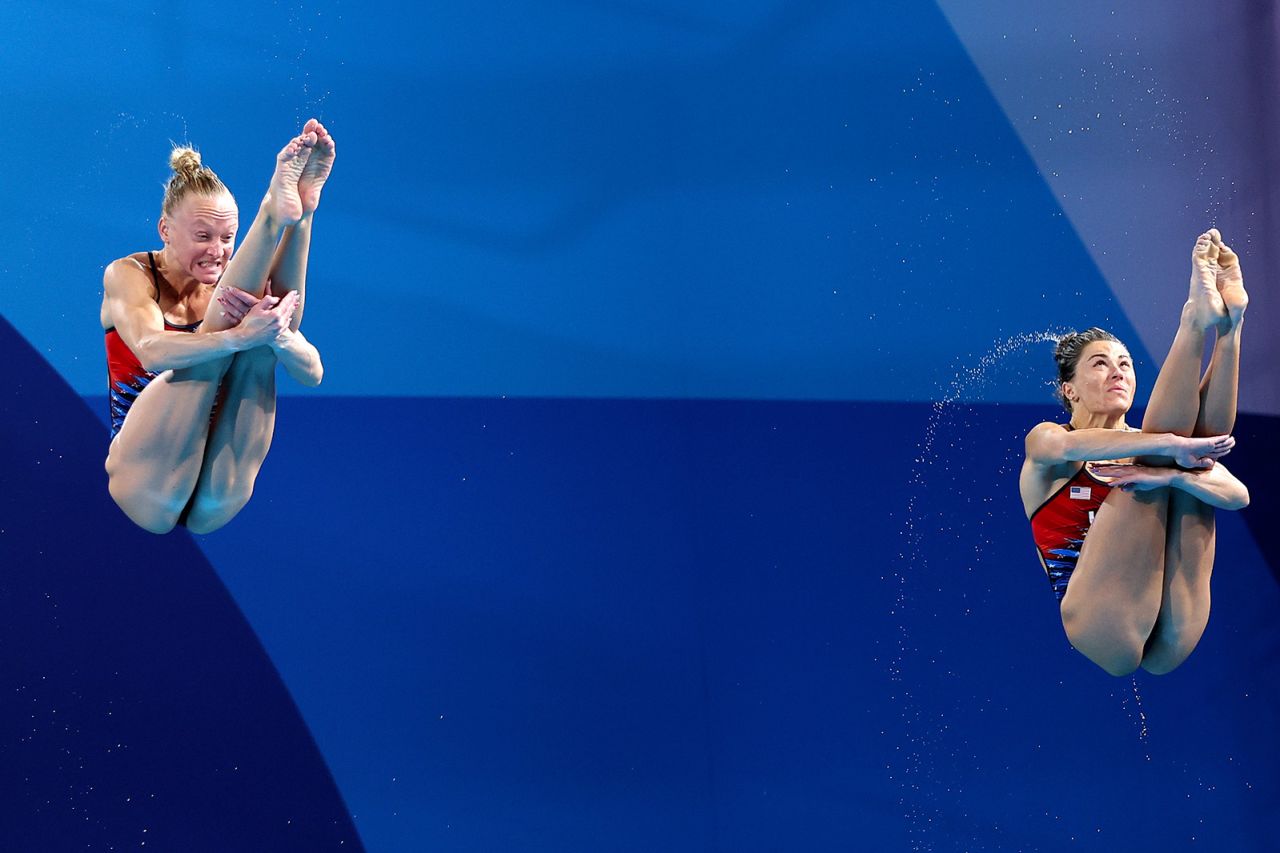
[[105, 318, 200, 438]]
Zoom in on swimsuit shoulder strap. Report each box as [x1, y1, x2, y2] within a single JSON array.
[[146, 251, 162, 304]]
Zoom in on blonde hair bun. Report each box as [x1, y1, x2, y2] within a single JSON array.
[[169, 146, 203, 179], [161, 145, 228, 215]]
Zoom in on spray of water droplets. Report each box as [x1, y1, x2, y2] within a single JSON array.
[[1128, 676, 1151, 754], [1024, 32, 1240, 229], [889, 329, 1070, 852], [272, 0, 339, 125]]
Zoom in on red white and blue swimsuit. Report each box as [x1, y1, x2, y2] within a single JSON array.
[[104, 252, 201, 438], [1029, 432, 1114, 601]]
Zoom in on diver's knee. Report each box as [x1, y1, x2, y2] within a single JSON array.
[[1061, 608, 1144, 677], [1141, 635, 1193, 675], [183, 488, 253, 535], [1141, 623, 1205, 676], [1075, 636, 1143, 676], [1095, 653, 1143, 677], [1140, 655, 1184, 676], [107, 477, 182, 535]]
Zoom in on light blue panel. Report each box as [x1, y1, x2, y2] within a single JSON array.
[[4, 0, 1140, 402]]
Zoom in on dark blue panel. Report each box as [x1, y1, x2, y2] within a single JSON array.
[[192, 396, 1279, 851], [0, 314, 362, 851], [1225, 413, 1280, 585]]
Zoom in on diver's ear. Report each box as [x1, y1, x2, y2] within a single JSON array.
[[1061, 382, 1079, 407], [158, 216, 170, 245]]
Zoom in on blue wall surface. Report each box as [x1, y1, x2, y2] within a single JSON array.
[[2, 1, 1278, 850]]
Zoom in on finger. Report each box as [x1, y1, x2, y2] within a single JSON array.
[[274, 291, 300, 315], [223, 288, 257, 307], [215, 301, 244, 321]]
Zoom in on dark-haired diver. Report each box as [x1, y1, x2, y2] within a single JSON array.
[[1020, 230, 1249, 676], [102, 119, 336, 533]]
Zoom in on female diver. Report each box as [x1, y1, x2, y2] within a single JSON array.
[[1020, 229, 1250, 676], [102, 119, 335, 534]]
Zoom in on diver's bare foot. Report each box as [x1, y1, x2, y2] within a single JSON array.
[[265, 132, 316, 226], [1211, 229, 1248, 329], [298, 118, 335, 215], [1185, 231, 1227, 332]]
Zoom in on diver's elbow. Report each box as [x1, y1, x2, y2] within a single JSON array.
[[299, 363, 323, 388], [1234, 486, 1250, 511], [134, 338, 166, 374], [1221, 485, 1250, 511]]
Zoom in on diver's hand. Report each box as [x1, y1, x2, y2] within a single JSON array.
[[1090, 463, 1174, 492], [1171, 434, 1233, 469], [231, 291, 299, 350]]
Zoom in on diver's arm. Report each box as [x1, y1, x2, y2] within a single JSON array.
[[1025, 422, 1233, 469], [1092, 462, 1250, 511], [272, 329, 323, 387]]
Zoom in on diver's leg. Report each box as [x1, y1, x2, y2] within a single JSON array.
[[1141, 234, 1242, 670], [1141, 232, 1225, 438], [181, 347, 278, 534], [1059, 486, 1170, 676], [181, 345, 279, 534], [200, 131, 314, 334], [267, 118, 334, 330], [269, 218, 312, 330], [1195, 233, 1247, 436], [1140, 488, 1216, 674], [105, 359, 231, 533], [1195, 328, 1242, 436]]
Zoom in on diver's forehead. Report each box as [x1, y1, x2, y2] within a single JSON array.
[[177, 194, 238, 226], [1081, 341, 1129, 360]]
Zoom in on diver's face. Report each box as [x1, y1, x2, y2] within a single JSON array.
[[1064, 341, 1134, 416], [159, 192, 238, 285]]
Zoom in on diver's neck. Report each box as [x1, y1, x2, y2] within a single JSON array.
[[155, 248, 205, 297], [1070, 410, 1129, 431]]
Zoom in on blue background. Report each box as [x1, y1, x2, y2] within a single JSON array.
[[2, 1, 1278, 850]]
